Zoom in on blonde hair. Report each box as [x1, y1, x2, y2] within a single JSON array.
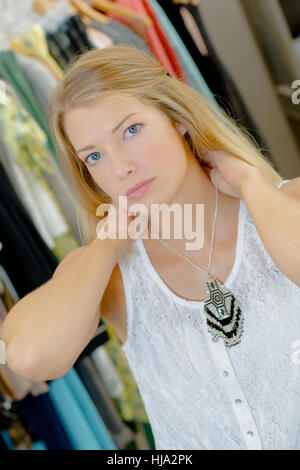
[[49, 46, 283, 246]]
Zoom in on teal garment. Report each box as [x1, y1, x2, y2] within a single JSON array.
[[49, 368, 118, 450], [0, 50, 56, 158], [148, 0, 219, 109], [31, 441, 48, 450]]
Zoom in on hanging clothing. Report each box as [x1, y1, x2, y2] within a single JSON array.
[[155, 0, 271, 162], [46, 14, 94, 70], [10, 24, 63, 80], [0, 50, 56, 157], [0, 16, 154, 451], [13, 56, 83, 245], [106, 0, 182, 77], [0, 265, 19, 305], [147, 0, 218, 107], [89, 17, 153, 56], [139, 0, 186, 80], [155, 0, 235, 109], [0, 92, 78, 259], [74, 356, 135, 449], [16, 54, 59, 122], [117, 180, 300, 450], [0, 159, 58, 298], [98, 322, 150, 424], [47, 368, 118, 450], [278, 0, 300, 38], [180, 3, 272, 161], [15, 392, 73, 450]]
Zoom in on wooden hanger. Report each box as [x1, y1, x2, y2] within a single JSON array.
[[33, 0, 107, 24], [70, 0, 108, 24], [34, 0, 153, 34], [33, 0, 60, 15], [172, 0, 200, 5], [90, 0, 153, 28]]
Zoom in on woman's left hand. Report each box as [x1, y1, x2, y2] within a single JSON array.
[[202, 150, 258, 199]]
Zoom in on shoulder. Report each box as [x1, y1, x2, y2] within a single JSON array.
[[278, 177, 300, 199]]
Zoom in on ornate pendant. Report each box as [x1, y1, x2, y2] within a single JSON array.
[[204, 276, 244, 347]]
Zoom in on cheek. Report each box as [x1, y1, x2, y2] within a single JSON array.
[[142, 147, 161, 169], [140, 134, 182, 170], [90, 168, 113, 194]]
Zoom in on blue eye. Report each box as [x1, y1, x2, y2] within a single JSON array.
[[85, 152, 103, 165], [124, 123, 142, 137], [84, 124, 142, 166]]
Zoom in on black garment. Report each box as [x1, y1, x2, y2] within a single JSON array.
[[278, 0, 300, 38], [46, 30, 75, 69], [15, 392, 73, 450], [75, 357, 134, 449], [67, 14, 94, 50], [77, 322, 109, 360], [156, 1, 274, 165], [0, 159, 58, 299], [47, 15, 94, 70]]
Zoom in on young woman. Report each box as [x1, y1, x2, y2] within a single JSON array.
[[2, 46, 300, 450]]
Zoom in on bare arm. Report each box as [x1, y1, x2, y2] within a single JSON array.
[[0, 235, 125, 382], [240, 168, 300, 286]]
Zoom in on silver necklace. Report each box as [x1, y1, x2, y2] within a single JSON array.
[[158, 185, 244, 347]]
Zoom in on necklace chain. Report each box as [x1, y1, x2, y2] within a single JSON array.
[[158, 185, 218, 282]]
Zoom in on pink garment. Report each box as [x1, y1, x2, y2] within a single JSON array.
[[106, 0, 179, 77]]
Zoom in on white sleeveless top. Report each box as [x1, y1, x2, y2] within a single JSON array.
[[118, 180, 300, 450]]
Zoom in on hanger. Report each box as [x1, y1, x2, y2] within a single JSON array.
[[32, 0, 60, 15], [172, 0, 200, 5], [34, 1, 153, 32], [10, 24, 64, 79], [70, 0, 108, 24], [90, 0, 153, 28]]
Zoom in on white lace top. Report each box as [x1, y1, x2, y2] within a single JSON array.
[[118, 179, 300, 450]]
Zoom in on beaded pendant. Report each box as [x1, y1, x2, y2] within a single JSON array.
[[204, 276, 244, 347]]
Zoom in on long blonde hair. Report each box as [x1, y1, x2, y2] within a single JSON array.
[[49, 46, 283, 245]]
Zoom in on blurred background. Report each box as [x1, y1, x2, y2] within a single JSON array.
[[0, 0, 299, 451]]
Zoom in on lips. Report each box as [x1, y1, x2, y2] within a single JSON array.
[[125, 177, 155, 196]]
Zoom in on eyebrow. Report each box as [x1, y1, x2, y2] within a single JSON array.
[[76, 112, 140, 155]]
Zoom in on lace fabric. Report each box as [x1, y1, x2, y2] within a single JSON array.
[[118, 180, 300, 450]]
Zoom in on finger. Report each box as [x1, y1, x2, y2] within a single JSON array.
[[204, 153, 217, 168], [209, 167, 220, 187]]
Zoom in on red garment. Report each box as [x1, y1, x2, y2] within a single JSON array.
[[105, 0, 184, 79], [140, 0, 185, 81]]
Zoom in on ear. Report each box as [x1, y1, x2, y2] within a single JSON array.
[[175, 121, 187, 136]]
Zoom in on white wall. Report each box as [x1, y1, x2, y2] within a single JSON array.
[[198, 0, 300, 178]]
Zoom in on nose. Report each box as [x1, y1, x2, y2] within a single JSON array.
[[111, 151, 137, 180]]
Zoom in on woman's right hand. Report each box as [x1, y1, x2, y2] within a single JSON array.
[[96, 203, 149, 261]]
